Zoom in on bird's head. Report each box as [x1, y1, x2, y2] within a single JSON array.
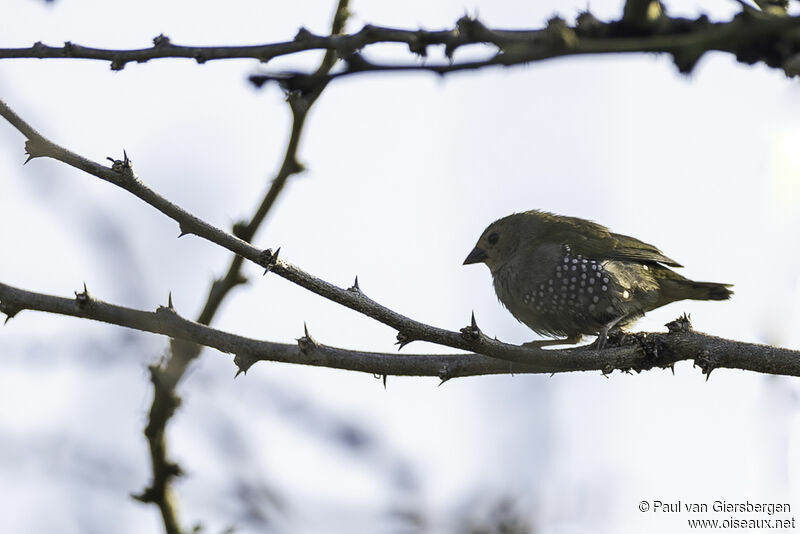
[[463, 213, 530, 273]]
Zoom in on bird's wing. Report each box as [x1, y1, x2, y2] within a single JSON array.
[[603, 232, 683, 267], [545, 216, 683, 268]]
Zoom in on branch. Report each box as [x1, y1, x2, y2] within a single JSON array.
[[0, 95, 519, 363], [2, 7, 799, 81], [249, 11, 800, 92], [131, 2, 353, 532], [2, 281, 799, 379], [1, 94, 797, 376]]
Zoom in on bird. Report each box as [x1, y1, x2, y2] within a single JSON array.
[[463, 210, 732, 348]]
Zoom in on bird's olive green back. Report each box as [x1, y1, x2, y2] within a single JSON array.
[[522, 210, 683, 267]]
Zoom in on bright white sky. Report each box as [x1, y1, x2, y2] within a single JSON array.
[[1, 1, 799, 533]]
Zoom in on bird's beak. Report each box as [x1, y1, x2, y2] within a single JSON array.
[[463, 246, 488, 265]]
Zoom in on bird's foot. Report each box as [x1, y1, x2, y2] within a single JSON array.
[[590, 315, 629, 350], [589, 331, 610, 350]]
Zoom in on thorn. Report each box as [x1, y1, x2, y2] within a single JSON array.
[[75, 282, 92, 309], [373, 373, 388, 388], [395, 332, 414, 350], [1, 301, 22, 325], [669, 363, 675, 375], [153, 33, 171, 47], [294, 27, 315, 41], [348, 276, 361, 293], [233, 353, 255, 376], [24, 139, 48, 163], [132, 487, 156, 504], [459, 311, 482, 342], [297, 322, 318, 354], [437, 364, 453, 385], [165, 461, 183, 477], [167, 292, 174, 309], [107, 151, 132, 173], [665, 313, 692, 333], [261, 247, 281, 275]]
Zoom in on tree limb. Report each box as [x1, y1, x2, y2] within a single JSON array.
[[1, 7, 797, 81], [0, 95, 498, 360], [249, 11, 800, 91], [1, 95, 797, 375], [2, 281, 799, 379]]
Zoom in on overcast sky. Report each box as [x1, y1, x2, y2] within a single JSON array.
[[1, 1, 799, 533]]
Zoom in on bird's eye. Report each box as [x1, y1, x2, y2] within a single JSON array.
[[488, 232, 499, 245]]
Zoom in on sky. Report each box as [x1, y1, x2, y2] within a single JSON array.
[[1, 0, 800, 533]]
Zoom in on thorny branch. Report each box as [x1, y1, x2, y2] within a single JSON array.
[[249, 11, 800, 91], [2, 67, 799, 376], [1, 93, 800, 380], [2, 5, 800, 86], [0, 94, 530, 366], [128, 2, 353, 532], [2, 1, 800, 530], [2, 281, 799, 380]]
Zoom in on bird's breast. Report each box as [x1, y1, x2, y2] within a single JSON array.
[[491, 245, 649, 337]]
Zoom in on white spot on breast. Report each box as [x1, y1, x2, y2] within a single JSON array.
[[623, 290, 630, 298]]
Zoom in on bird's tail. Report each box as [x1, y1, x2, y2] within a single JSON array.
[[667, 280, 734, 301], [653, 267, 733, 306]]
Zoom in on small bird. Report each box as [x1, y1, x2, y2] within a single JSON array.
[[463, 210, 732, 347]]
